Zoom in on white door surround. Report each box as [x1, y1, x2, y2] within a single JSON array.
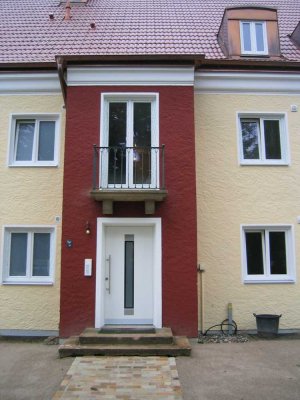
[[95, 218, 162, 328]]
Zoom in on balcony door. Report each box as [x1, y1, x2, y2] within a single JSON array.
[[100, 94, 159, 189]]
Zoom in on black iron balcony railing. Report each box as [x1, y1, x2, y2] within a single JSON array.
[[93, 145, 165, 190]]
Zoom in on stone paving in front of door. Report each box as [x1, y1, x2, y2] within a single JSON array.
[[52, 356, 183, 400]]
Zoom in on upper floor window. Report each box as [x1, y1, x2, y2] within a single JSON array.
[[9, 115, 60, 167], [2, 226, 55, 285], [238, 114, 289, 165], [240, 21, 268, 55]]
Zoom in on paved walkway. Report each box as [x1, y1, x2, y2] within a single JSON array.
[[52, 356, 183, 400]]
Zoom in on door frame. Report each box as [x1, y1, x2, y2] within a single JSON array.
[[95, 217, 162, 328]]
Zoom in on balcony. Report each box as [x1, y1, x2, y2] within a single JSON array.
[[91, 145, 168, 214]]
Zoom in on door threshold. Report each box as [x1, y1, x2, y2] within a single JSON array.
[[100, 325, 156, 334]]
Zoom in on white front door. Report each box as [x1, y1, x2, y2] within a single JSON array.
[[104, 226, 154, 324]]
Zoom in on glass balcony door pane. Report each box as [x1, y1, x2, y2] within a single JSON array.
[[108, 103, 127, 185], [133, 102, 151, 185]]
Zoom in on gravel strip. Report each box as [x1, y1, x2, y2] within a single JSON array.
[[198, 334, 249, 344]]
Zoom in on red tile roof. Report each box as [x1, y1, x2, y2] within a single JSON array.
[[0, 0, 299, 64]]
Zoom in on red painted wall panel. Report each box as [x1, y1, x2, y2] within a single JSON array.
[[60, 86, 198, 337]]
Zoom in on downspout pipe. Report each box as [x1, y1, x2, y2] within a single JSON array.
[[197, 264, 205, 334], [56, 57, 67, 106]]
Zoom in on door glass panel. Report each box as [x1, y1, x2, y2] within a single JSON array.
[[124, 235, 134, 309], [108, 103, 127, 185], [264, 120, 281, 160], [241, 119, 260, 159], [245, 232, 264, 275], [269, 232, 287, 274], [242, 23, 251, 52], [133, 102, 151, 184], [10, 233, 27, 276], [15, 121, 35, 161], [33, 233, 50, 276], [38, 121, 55, 161]]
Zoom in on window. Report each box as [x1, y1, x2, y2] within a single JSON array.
[[238, 114, 288, 164], [240, 21, 268, 55], [2, 227, 55, 284], [9, 115, 59, 166], [241, 225, 295, 283], [100, 93, 159, 189]]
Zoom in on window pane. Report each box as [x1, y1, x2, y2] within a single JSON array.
[[9, 233, 27, 276], [133, 102, 151, 184], [269, 232, 287, 275], [108, 103, 127, 185], [38, 121, 55, 161], [33, 233, 50, 276], [255, 23, 265, 52], [245, 232, 264, 275], [242, 23, 251, 51], [264, 120, 281, 160], [15, 121, 35, 161], [241, 119, 260, 159]]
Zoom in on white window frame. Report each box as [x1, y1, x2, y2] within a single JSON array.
[[241, 225, 295, 284], [240, 21, 268, 55], [1, 225, 56, 285], [8, 113, 60, 167], [237, 113, 289, 165], [100, 93, 159, 189]]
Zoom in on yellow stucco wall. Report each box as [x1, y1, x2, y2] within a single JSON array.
[[195, 93, 300, 331], [0, 94, 65, 332]]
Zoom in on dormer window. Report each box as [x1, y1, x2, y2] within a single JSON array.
[[240, 21, 268, 55], [218, 7, 280, 59]]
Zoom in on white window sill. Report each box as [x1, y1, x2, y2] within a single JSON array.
[[2, 281, 54, 286], [244, 278, 295, 284], [240, 161, 289, 166], [241, 52, 269, 56], [8, 163, 58, 168]]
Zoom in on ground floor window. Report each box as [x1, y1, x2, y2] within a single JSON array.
[[241, 225, 295, 283], [2, 226, 55, 284]]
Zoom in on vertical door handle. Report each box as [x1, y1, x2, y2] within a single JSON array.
[[105, 255, 111, 294]]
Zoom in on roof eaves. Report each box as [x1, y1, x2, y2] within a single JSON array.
[[199, 58, 300, 71], [55, 54, 206, 66], [0, 62, 57, 72], [225, 5, 278, 12]]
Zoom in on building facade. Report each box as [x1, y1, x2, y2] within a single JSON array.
[[0, 74, 65, 336], [0, 0, 300, 337]]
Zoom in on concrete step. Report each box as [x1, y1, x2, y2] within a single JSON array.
[[79, 327, 174, 345], [100, 325, 156, 334], [59, 336, 191, 358]]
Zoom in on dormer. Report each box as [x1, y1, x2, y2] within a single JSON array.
[[218, 7, 281, 58], [291, 21, 300, 49]]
